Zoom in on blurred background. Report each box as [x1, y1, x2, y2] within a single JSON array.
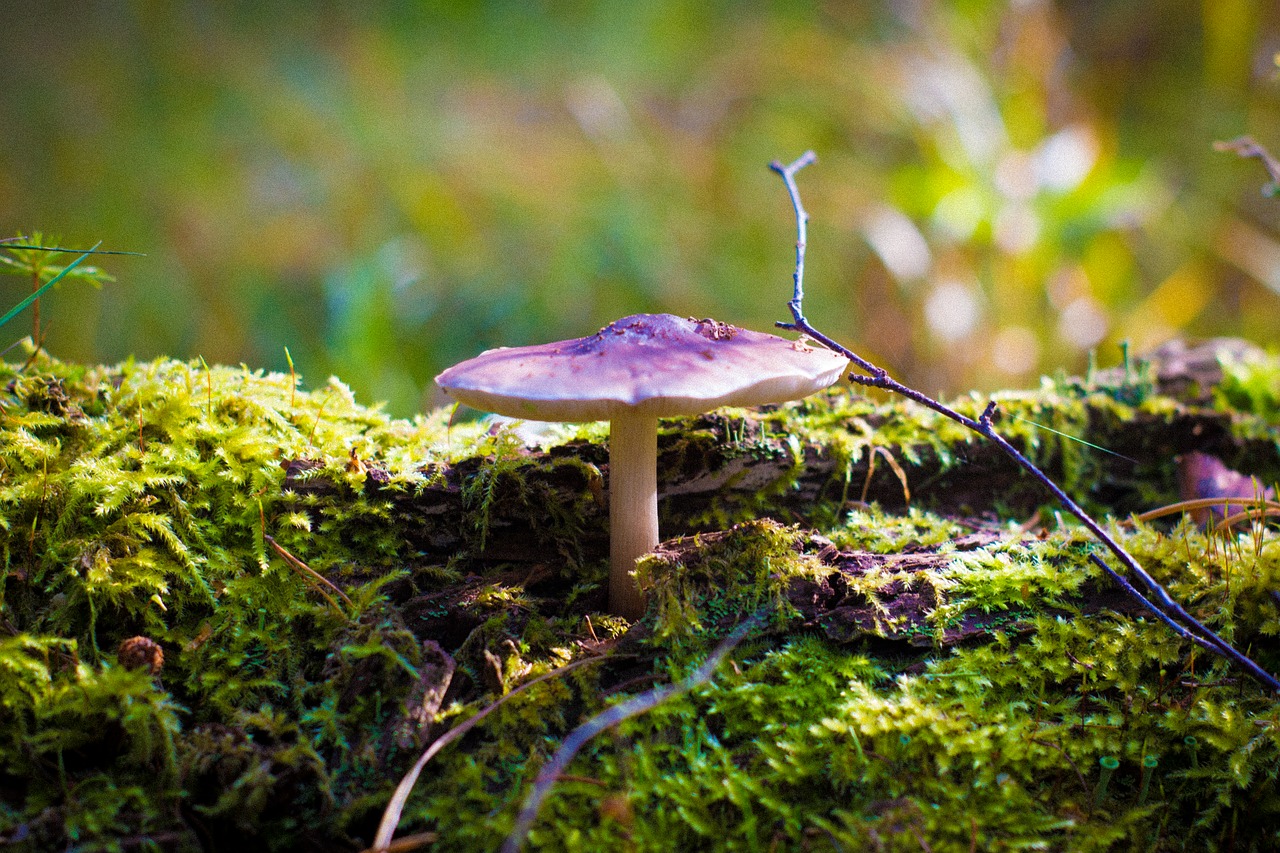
[[1, 0, 1278, 417]]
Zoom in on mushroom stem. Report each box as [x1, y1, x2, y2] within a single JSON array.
[[607, 414, 659, 619]]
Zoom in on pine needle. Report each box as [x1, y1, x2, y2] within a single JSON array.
[[1006, 413, 1139, 465]]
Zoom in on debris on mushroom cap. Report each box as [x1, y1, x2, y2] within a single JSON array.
[[434, 313, 850, 422]]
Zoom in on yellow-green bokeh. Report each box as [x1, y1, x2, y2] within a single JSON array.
[[1, 1, 1277, 416]]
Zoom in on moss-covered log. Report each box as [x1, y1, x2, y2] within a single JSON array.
[[303, 338, 1280, 571], [0, 340, 1277, 851]]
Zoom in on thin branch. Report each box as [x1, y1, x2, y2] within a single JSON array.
[[1087, 554, 1219, 654], [369, 655, 610, 853], [971, 404, 1254, 672], [768, 151, 816, 317], [769, 153, 1280, 693], [1215, 136, 1280, 194], [501, 615, 761, 853]]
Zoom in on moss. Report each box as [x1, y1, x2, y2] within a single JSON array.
[[637, 519, 816, 648], [1215, 347, 1280, 423], [1, 349, 1279, 850]]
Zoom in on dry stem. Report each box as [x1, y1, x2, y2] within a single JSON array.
[[769, 151, 1279, 692]]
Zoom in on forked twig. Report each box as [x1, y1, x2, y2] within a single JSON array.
[[769, 152, 1280, 692]]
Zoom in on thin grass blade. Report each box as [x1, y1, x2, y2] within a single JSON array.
[[0, 243, 144, 256], [0, 242, 101, 329]]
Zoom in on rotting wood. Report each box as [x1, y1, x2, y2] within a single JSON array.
[[281, 375, 1280, 567]]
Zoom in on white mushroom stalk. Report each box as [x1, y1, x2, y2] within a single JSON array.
[[434, 314, 849, 620], [605, 413, 658, 619]]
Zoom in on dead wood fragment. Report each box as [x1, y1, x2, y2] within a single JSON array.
[[281, 390, 1280, 570]]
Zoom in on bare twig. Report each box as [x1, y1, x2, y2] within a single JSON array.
[[1215, 136, 1280, 195], [369, 655, 610, 853], [501, 615, 761, 853], [773, 150, 817, 324], [1086, 554, 1221, 654], [769, 152, 1280, 693]]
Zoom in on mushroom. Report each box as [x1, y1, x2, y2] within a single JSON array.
[[434, 314, 849, 619]]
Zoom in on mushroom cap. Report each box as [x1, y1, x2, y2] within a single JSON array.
[[434, 313, 849, 421]]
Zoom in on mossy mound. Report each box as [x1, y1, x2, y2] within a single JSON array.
[[0, 345, 1277, 851]]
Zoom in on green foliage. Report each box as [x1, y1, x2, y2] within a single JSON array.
[[830, 505, 967, 553], [0, 353, 464, 847], [5, 5, 1280, 413], [0, 234, 113, 344], [0, 234, 114, 293], [927, 537, 1089, 625], [1216, 349, 1280, 423], [0, 634, 181, 850], [638, 519, 815, 648], [558, 516, 1279, 853]]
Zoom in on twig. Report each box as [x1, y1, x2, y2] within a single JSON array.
[[501, 615, 762, 853], [1086, 554, 1220, 655], [773, 150, 817, 325], [769, 152, 1280, 693], [1215, 136, 1280, 195], [369, 655, 611, 853]]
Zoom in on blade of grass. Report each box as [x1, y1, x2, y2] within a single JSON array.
[[0, 243, 144, 256], [1131, 497, 1280, 524], [0, 242, 101, 329]]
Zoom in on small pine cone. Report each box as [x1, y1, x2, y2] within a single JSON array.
[[118, 636, 164, 675]]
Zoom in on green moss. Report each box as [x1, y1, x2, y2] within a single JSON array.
[[2, 349, 1279, 850], [1216, 348, 1280, 422], [637, 519, 816, 647]]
